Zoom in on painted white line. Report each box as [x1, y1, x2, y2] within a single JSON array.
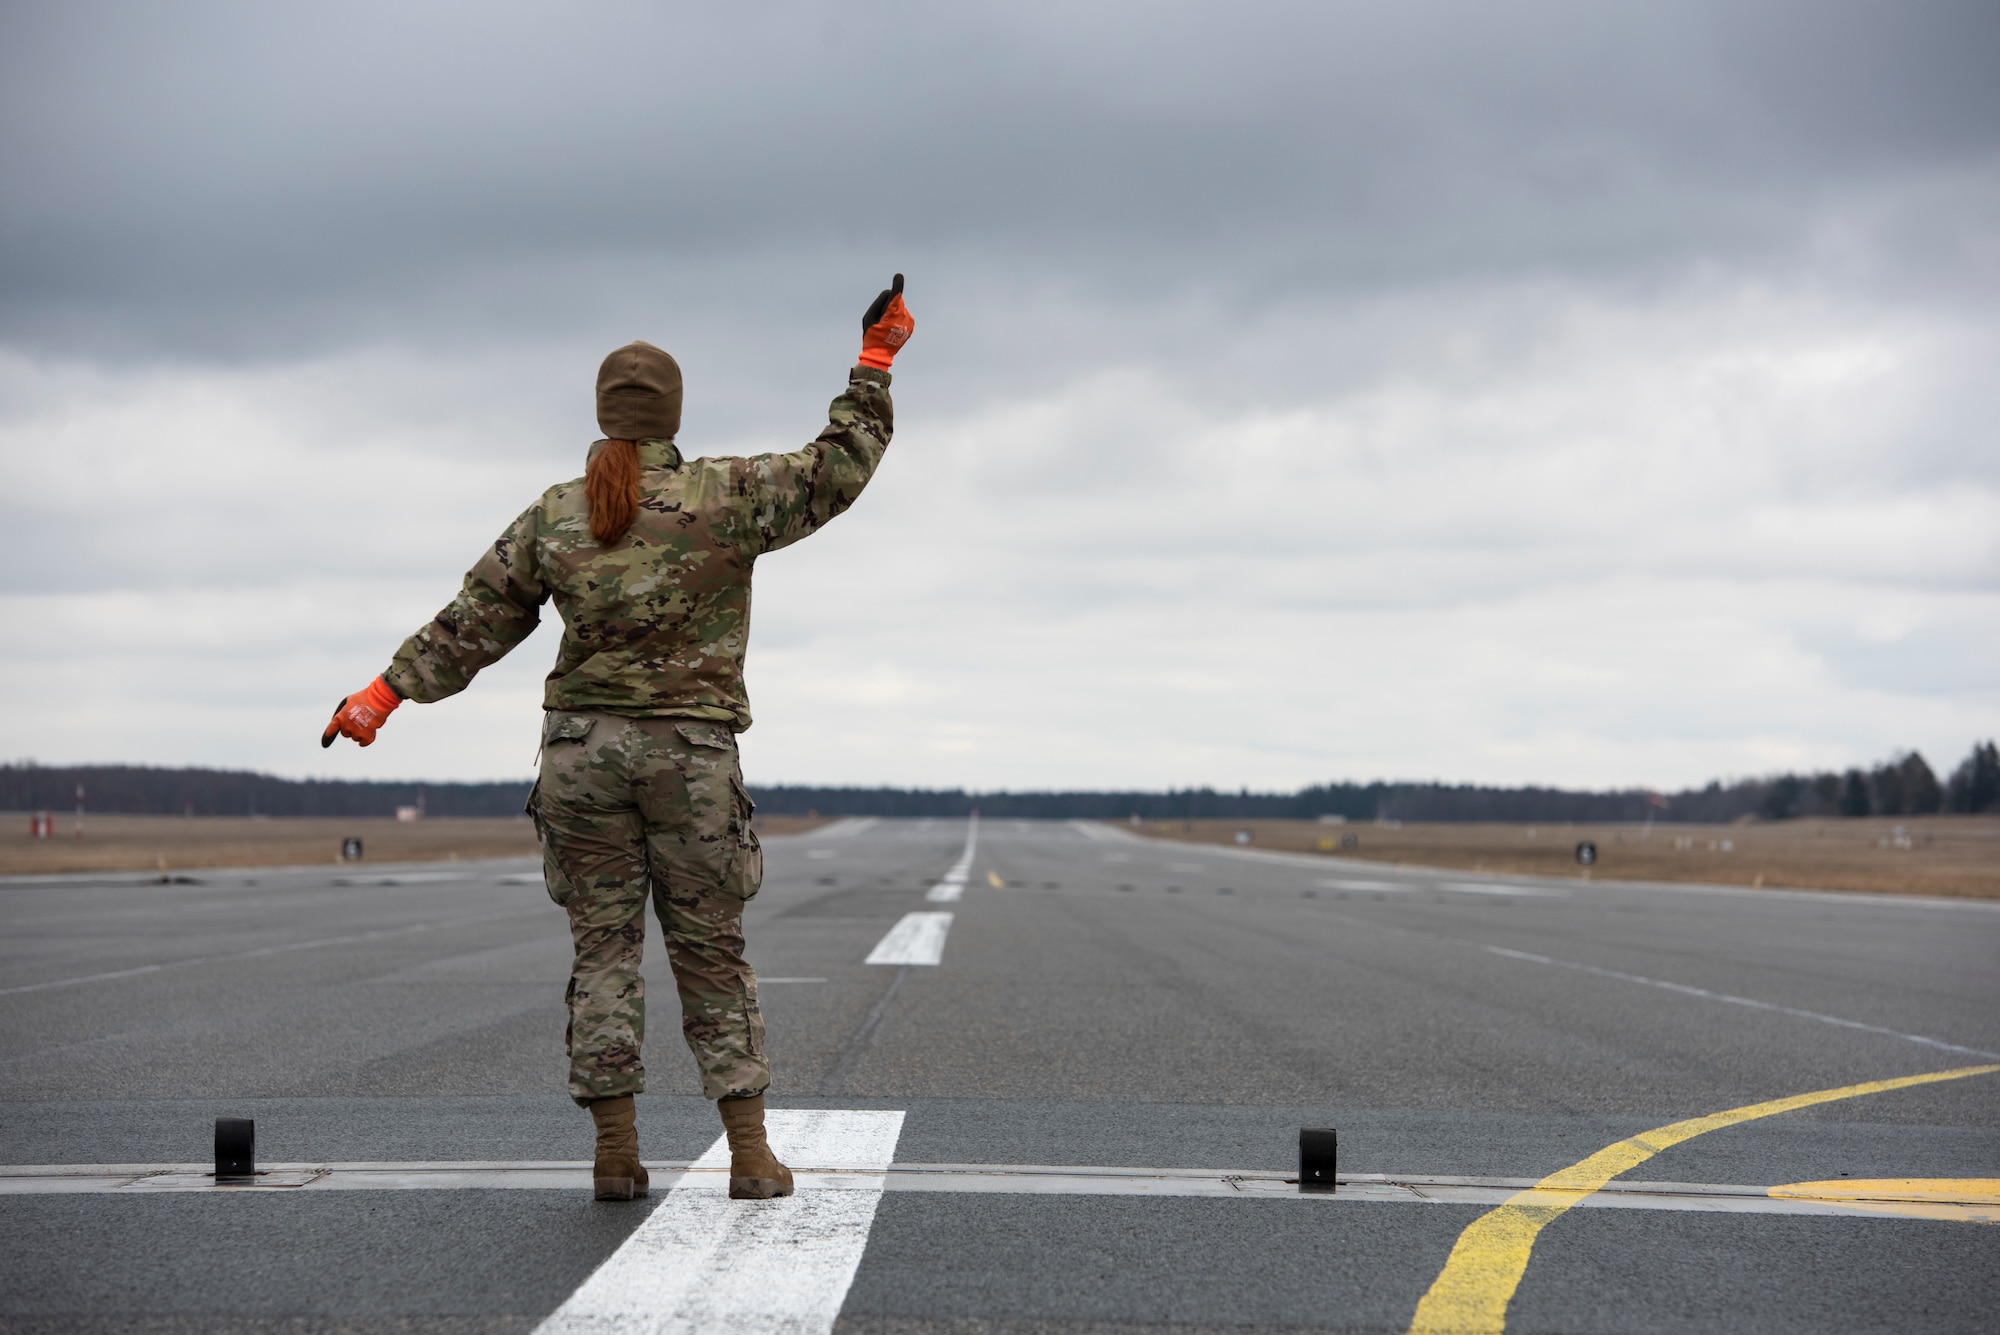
[[1439, 881, 1568, 898], [0, 856, 544, 891], [810, 818, 879, 841], [535, 1109, 904, 1335], [1318, 879, 1416, 892], [1484, 945, 2000, 1060], [865, 912, 953, 966], [0, 910, 540, 997], [1078, 821, 2000, 913], [3, 1159, 1974, 1219], [919, 815, 978, 906]]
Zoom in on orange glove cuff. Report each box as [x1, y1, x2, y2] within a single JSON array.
[[358, 676, 402, 715]]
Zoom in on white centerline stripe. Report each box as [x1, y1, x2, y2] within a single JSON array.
[[865, 912, 954, 966], [919, 814, 978, 907], [1484, 945, 2000, 1060], [534, 1109, 904, 1335]]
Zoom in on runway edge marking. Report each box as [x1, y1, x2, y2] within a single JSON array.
[[1069, 820, 2000, 912], [534, 1109, 905, 1335], [1406, 1063, 2000, 1335], [1483, 945, 2000, 1060], [0, 909, 544, 997]]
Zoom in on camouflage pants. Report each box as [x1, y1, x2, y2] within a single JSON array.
[[527, 710, 767, 1105]]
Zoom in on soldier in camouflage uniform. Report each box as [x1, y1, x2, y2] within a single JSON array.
[[322, 276, 915, 1200]]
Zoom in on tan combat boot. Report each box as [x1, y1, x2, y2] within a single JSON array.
[[718, 1093, 794, 1200], [588, 1094, 649, 1201]]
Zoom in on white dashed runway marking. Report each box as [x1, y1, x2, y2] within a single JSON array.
[[865, 912, 954, 965], [923, 815, 978, 904]]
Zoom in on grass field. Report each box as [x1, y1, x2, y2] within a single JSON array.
[[1128, 815, 2000, 899], [0, 812, 832, 876]]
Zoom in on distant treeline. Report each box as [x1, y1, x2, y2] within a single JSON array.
[[3, 741, 1994, 823], [1747, 742, 1999, 821], [747, 741, 1998, 823]]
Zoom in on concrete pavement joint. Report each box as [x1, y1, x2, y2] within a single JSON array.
[[6, 1159, 1993, 1222]]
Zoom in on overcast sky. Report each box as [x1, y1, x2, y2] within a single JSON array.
[[3, 0, 1995, 792]]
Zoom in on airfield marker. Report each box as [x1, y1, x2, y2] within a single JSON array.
[[1298, 1128, 1338, 1194], [213, 1118, 254, 1182]]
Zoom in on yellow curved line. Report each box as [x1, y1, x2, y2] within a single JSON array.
[[1406, 1064, 2000, 1335]]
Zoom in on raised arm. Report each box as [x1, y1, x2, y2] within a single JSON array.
[[722, 274, 913, 557], [724, 367, 895, 556]]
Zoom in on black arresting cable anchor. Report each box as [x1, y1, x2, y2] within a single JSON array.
[[1299, 1127, 1337, 1193], [215, 1117, 255, 1182]]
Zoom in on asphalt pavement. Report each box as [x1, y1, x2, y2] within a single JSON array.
[[1, 817, 1995, 1334]]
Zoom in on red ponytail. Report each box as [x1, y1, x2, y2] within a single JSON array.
[[587, 439, 640, 544]]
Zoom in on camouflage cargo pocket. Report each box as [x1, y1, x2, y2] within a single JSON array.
[[724, 776, 762, 901], [545, 713, 597, 747], [671, 719, 733, 751], [525, 779, 572, 909], [532, 714, 598, 909]]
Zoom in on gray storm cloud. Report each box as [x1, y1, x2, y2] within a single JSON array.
[[4, 1, 1995, 362]]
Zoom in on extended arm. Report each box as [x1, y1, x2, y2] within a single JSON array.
[[321, 505, 548, 748], [385, 505, 548, 702]]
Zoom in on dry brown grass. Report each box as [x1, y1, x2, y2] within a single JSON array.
[[0, 812, 833, 876], [1125, 815, 2000, 899]]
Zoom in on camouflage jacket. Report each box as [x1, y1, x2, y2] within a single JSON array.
[[383, 366, 892, 729]]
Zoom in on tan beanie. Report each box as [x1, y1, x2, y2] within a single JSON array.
[[596, 341, 683, 440]]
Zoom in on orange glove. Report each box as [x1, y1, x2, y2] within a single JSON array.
[[858, 273, 913, 369], [321, 676, 403, 748]]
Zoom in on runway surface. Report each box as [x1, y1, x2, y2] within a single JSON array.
[[2, 817, 1995, 1334]]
